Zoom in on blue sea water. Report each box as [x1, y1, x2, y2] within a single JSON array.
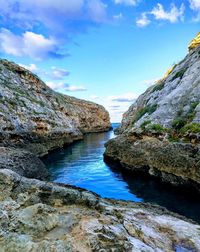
[[43, 123, 200, 223]]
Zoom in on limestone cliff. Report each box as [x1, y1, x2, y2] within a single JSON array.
[[0, 59, 111, 157], [105, 34, 200, 192]]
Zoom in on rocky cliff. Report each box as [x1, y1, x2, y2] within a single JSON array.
[[0, 59, 111, 178], [105, 34, 200, 192]]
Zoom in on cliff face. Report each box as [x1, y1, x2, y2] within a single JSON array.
[[117, 44, 200, 134], [105, 35, 200, 192], [0, 59, 111, 156]]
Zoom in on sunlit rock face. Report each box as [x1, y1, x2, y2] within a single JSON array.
[[0, 59, 111, 156], [105, 35, 200, 191], [188, 32, 200, 51]]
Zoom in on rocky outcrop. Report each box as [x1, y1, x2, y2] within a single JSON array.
[[0, 169, 199, 252], [105, 34, 200, 191], [0, 59, 111, 157], [0, 147, 49, 180], [0, 59, 111, 178], [105, 134, 200, 192]]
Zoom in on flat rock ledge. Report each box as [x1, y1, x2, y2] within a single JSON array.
[[0, 169, 199, 252], [104, 135, 200, 193]]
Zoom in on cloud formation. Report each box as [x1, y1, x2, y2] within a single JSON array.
[[51, 67, 70, 80], [189, 0, 200, 10], [46, 81, 87, 92], [0, 0, 107, 59], [110, 93, 138, 102], [114, 0, 138, 6], [136, 13, 151, 27], [0, 29, 65, 60], [151, 3, 185, 23], [136, 3, 185, 27]]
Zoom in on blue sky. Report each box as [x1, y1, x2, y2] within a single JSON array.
[[0, 0, 199, 122]]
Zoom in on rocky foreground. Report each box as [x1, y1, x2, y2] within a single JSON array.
[[0, 59, 111, 178], [0, 169, 199, 252], [105, 34, 200, 193]]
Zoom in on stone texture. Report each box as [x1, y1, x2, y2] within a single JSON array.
[[117, 46, 200, 133], [105, 41, 200, 191], [0, 59, 111, 156], [0, 169, 199, 252], [104, 134, 200, 192], [0, 147, 49, 180]]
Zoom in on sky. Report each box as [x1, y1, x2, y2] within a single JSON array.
[[0, 0, 199, 122]]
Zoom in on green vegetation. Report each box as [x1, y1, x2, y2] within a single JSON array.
[[133, 104, 158, 124], [187, 102, 199, 120], [172, 117, 187, 131], [172, 102, 199, 131], [171, 68, 187, 81], [180, 123, 200, 134], [151, 81, 165, 93], [141, 122, 168, 134], [145, 123, 168, 133], [141, 120, 151, 130]]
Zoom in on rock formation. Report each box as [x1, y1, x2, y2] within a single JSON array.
[[0, 59, 111, 178], [0, 169, 199, 252], [0, 60, 111, 154], [105, 34, 200, 192]]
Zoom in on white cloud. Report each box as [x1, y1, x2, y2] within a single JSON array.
[[189, 0, 200, 10], [51, 67, 70, 80], [113, 13, 123, 20], [0, 0, 107, 30], [19, 63, 38, 72], [114, 0, 138, 6], [65, 85, 87, 91], [109, 93, 138, 102], [46, 81, 87, 92], [189, 0, 200, 21], [0, 29, 63, 60], [151, 3, 185, 23], [136, 13, 151, 27]]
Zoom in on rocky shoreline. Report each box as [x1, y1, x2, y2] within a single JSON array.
[[0, 169, 199, 251], [104, 134, 200, 193]]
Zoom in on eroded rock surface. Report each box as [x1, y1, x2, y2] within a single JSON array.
[[105, 36, 200, 191], [0, 169, 199, 252], [0, 147, 48, 180], [0, 59, 111, 156]]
